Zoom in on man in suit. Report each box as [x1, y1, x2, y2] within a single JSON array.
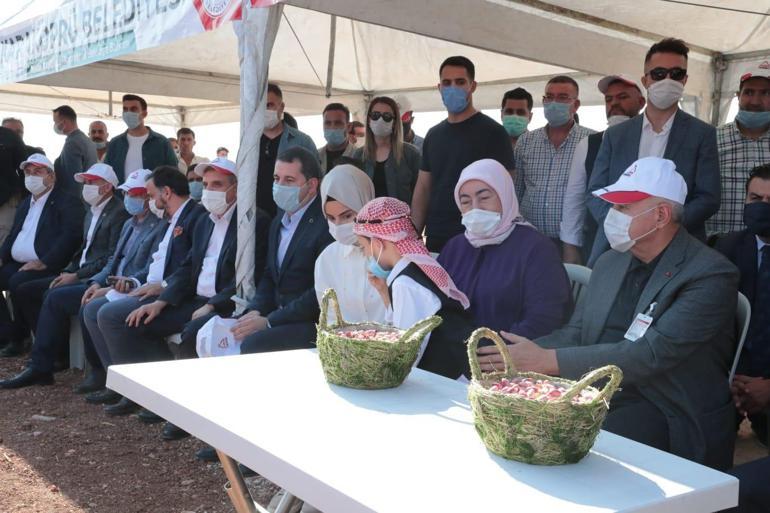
[[479, 157, 739, 470], [0, 154, 84, 357], [715, 164, 770, 446], [0, 164, 128, 387], [235, 147, 333, 353], [586, 38, 720, 266], [52, 105, 98, 196]]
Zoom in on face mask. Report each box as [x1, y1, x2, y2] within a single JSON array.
[[272, 182, 304, 213], [354, 138, 366, 149], [25, 175, 48, 196], [441, 86, 469, 114], [743, 202, 770, 237], [502, 115, 529, 137], [461, 208, 502, 236], [264, 109, 281, 130], [604, 206, 658, 252], [543, 101, 572, 127], [647, 79, 684, 110], [607, 115, 631, 127], [149, 199, 165, 219], [93, 140, 107, 150], [124, 196, 146, 216], [201, 188, 232, 216], [368, 241, 391, 280], [369, 118, 393, 137], [82, 184, 104, 206], [324, 128, 347, 147], [735, 110, 770, 130], [328, 221, 358, 245], [122, 111, 141, 130], [53, 122, 65, 135], [188, 181, 204, 201]]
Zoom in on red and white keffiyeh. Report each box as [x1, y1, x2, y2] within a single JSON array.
[[354, 197, 470, 309]]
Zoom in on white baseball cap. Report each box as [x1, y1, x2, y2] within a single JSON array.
[[598, 74, 643, 95], [74, 163, 119, 187], [592, 157, 687, 205], [118, 169, 153, 194], [194, 157, 235, 177], [740, 61, 770, 83], [19, 153, 53, 171]]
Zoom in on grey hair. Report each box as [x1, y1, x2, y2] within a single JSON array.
[[665, 200, 684, 223]]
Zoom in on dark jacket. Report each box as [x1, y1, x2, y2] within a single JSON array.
[[352, 143, 421, 204], [104, 127, 177, 182], [54, 129, 98, 196], [0, 185, 84, 271], [248, 195, 333, 326], [64, 195, 130, 279], [89, 214, 162, 286], [715, 230, 759, 305], [0, 126, 26, 208]]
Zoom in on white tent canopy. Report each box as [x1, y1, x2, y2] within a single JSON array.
[[2, 0, 769, 126]]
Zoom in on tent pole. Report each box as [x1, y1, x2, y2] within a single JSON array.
[[710, 53, 727, 126], [108, 90, 113, 117], [325, 15, 337, 98]]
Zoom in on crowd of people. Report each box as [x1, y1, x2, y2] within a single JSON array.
[[0, 36, 768, 512]]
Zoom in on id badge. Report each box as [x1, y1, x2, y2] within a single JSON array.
[[624, 302, 656, 342]]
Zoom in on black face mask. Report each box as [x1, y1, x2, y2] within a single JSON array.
[[744, 201, 770, 237]]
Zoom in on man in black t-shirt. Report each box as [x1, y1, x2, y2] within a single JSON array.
[[411, 56, 515, 252]]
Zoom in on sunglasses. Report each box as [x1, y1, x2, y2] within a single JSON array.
[[355, 213, 410, 224], [646, 67, 687, 82], [369, 112, 395, 122]]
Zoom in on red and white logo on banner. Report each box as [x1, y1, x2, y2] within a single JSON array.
[[194, 0, 283, 30]]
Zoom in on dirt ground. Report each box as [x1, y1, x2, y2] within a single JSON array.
[[0, 356, 279, 513]]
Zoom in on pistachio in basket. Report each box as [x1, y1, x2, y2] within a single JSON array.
[[335, 328, 404, 343], [488, 377, 599, 405]]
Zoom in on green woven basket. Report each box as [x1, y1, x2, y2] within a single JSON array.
[[467, 328, 623, 465], [316, 289, 443, 389]]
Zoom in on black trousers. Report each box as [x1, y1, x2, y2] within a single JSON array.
[[0, 264, 57, 342]]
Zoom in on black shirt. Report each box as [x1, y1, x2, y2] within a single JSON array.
[[258, 133, 282, 217], [421, 112, 514, 248], [325, 147, 345, 173], [373, 160, 388, 198]]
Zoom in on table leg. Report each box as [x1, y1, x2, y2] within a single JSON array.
[[217, 449, 260, 513]]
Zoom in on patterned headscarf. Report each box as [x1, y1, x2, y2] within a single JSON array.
[[354, 197, 470, 309]]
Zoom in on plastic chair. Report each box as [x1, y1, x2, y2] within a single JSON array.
[[728, 292, 752, 383], [563, 263, 592, 304]]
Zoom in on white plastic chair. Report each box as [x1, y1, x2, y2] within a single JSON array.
[[728, 292, 752, 383], [563, 263, 592, 304]]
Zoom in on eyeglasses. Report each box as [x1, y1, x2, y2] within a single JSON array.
[[355, 213, 410, 224], [542, 94, 575, 104], [369, 112, 395, 122], [646, 67, 687, 82]]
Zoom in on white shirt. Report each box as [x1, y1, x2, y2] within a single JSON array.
[[11, 189, 52, 263], [277, 199, 313, 269], [196, 204, 235, 298], [560, 136, 589, 246], [125, 132, 149, 177], [314, 241, 389, 325], [757, 236, 769, 270], [178, 154, 207, 174], [79, 198, 109, 267], [638, 110, 675, 159], [146, 199, 191, 284]]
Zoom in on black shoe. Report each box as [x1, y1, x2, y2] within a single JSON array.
[[238, 463, 257, 477], [0, 367, 54, 389], [86, 388, 122, 405], [73, 369, 107, 394], [161, 422, 189, 441], [137, 408, 164, 424], [195, 445, 219, 463], [104, 397, 138, 416], [0, 340, 26, 358]]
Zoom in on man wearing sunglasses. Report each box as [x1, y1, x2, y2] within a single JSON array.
[[586, 38, 720, 266]]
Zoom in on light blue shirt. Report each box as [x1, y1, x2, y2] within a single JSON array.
[[277, 198, 314, 268]]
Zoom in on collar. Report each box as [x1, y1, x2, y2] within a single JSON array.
[[732, 121, 770, 140], [756, 235, 769, 252], [31, 188, 53, 206], [281, 196, 314, 228], [386, 258, 411, 287], [90, 196, 111, 217], [131, 212, 153, 228], [210, 203, 236, 224], [643, 110, 675, 134]]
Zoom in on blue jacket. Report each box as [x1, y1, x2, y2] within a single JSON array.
[[104, 127, 178, 181], [0, 186, 84, 271], [89, 214, 162, 287]]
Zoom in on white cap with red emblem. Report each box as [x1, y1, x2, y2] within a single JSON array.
[[118, 169, 153, 194], [74, 163, 119, 187], [194, 157, 236, 177], [592, 157, 687, 205]]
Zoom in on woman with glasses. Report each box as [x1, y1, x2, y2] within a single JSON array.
[[352, 96, 421, 203]]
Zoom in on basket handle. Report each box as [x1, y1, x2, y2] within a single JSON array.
[[466, 328, 517, 381], [319, 288, 344, 330], [561, 365, 623, 404], [401, 315, 443, 343]]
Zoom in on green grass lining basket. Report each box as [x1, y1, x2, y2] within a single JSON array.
[[467, 328, 623, 465], [316, 289, 442, 389]]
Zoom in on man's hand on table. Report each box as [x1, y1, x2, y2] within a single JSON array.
[[476, 331, 559, 376]]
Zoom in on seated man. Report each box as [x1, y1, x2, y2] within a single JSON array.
[[715, 163, 770, 445], [478, 157, 739, 470], [235, 147, 333, 353], [0, 163, 128, 388], [0, 154, 83, 357]]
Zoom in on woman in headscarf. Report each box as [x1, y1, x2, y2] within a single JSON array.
[[437, 159, 572, 338], [314, 164, 388, 325], [353, 197, 474, 379]]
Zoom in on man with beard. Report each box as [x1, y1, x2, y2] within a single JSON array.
[[89, 121, 109, 163]]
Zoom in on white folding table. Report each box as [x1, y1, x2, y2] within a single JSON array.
[[107, 349, 739, 513]]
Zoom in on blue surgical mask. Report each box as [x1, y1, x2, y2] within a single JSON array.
[[367, 240, 392, 280], [188, 181, 204, 201], [324, 128, 348, 147], [272, 182, 304, 213], [735, 110, 770, 130], [122, 111, 141, 130], [124, 195, 146, 216], [441, 86, 469, 114], [543, 101, 572, 127]]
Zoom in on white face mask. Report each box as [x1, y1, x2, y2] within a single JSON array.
[[149, 199, 165, 219], [607, 115, 631, 127], [603, 206, 658, 252], [461, 208, 502, 236], [369, 118, 393, 137], [82, 184, 104, 206], [201, 188, 231, 216], [264, 109, 281, 130], [646, 79, 684, 110], [328, 220, 358, 246], [25, 175, 49, 196]]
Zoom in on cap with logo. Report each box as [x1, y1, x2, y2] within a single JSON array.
[[592, 157, 687, 205], [118, 169, 153, 194], [740, 61, 770, 83], [74, 163, 119, 187], [193, 157, 235, 177], [597, 73, 643, 95], [19, 153, 54, 171]]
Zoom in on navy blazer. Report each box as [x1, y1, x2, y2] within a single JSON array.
[[715, 230, 758, 305], [586, 109, 720, 264], [89, 214, 162, 287], [248, 195, 333, 326], [0, 185, 84, 271]]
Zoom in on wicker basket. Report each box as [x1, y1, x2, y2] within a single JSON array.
[[316, 289, 442, 389], [467, 328, 623, 465]]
